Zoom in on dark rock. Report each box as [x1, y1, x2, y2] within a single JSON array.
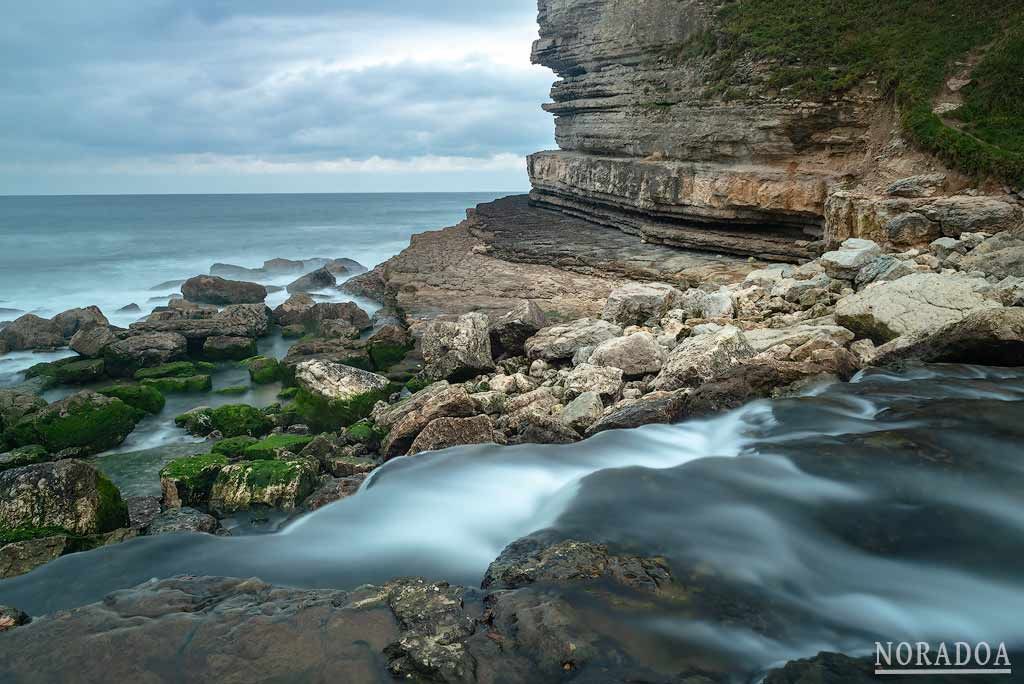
[[873, 307, 1024, 367], [181, 275, 267, 305], [0, 535, 68, 580], [301, 301, 372, 331], [304, 475, 366, 511], [145, 506, 222, 535], [286, 267, 336, 293], [210, 262, 261, 279], [0, 605, 30, 632], [408, 415, 505, 455], [762, 652, 875, 684], [0, 314, 64, 351], [489, 300, 548, 359], [261, 258, 305, 274], [103, 332, 188, 377], [202, 335, 257, 361], [378, 384, 480, 459], [126, 496, 161, 530], [52, 306, 108, 339], [271, 293, 315, 326], [0, 389, 47, 435], [117, 303, 142, 314], [585, 391, 687, 436]]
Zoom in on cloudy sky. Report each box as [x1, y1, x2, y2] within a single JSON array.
[[0, 0, 553, 195]]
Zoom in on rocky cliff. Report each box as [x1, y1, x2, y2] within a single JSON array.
[[527, 0, 1023, 262]]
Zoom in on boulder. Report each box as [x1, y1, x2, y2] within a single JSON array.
[[0, 459, 128, 535], [202, 335, 258, 361], [293, 361, 391, 431], [885, 173, 946, 198], [215, 303, 271, 337], [52, 306, 108, 339], [489, 300, 548, 358], [602, 282, 683, 326], [959, 232, 1024, 279], [653, 326, 755, 391], [744, 325, 856, 354], [304, 475, 366, 511], [159, 454, 229, 508], [564, 364, 623, 400], [587, 332, 664, 377], [247, 356, 282, 384], [104, 332, 188, 377], [835, 273, 999, 343], [0, 605, 30, 632], [585, 391, 688, 436], [422, 313, 495, 381], [675, 287, 735, 319], [1, 536, 69, 579], [873, 307, 1024, 367], [125, 496, 161, 530], [98, 384, 165, 415], [145, 507, 221, 536], [301, 302, 372, 331], [366, 325, 413, 370], [174, 405, 272, 439], [379, 385, 480, 459], [854, 255, 917, 288], [271, 293, 315, 326], [525, 318, 622, 362], [884, 212, 940, 247], [181, 275, 267, 305], [819, 238, 882, 280], [0, 390, 46, 437], [920, 196, 1023, 237], [286, 267, 336, 294], [0, 314, 64, 351], [407, 415, 504, 455], [209, 459, 320, 515], [5, 391, 141, 456], [559, 392, 605, 433], [69, 326, 117, 358]]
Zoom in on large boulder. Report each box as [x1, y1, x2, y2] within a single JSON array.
[[422, 313, 495, 381], [559, 392, 605, 433], [602, 282, 683, 326], [104, 332, 188, 377], [181, 275, 267, 305], [653, 326, 755, 391], [145, 507, 221, 536], [215, 303, 271, 337], [69, 326, 117, 358], [293, 361, 391, 431], [407, 415, 504, 455], [0, 315, 64, 351], [0, 459, 129, 535], [959, 231, 1024, 279], [744, 325, 856, 354], [286, 267, 336, 294], [588, 332, 664, 377], [271, 293, 315, 326], [209, 459, 320, 515], [489, 300, 548, 359], [585, 391, 688, 436], [5, 391, 141, 456], [0, 390, 47, 438], [52, 306, 108, 339], [873, 307, 1024, 367], [835, 273, 999, 343], [819, 238, 882, 280], [159, 454, 229, 508], [379, 385, 480, 459], [300, 302, 372, 332], [202, 336, 257, 361], [525, 318, 622, 362], [366, 325, 413, 370]]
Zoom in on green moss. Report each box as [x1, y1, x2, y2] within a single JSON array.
[[0, 445, 49, 472], [247, 356, 283, 384], [404, 375, 433, 395], [369, 342, 413, 371], [26, 358, 107, 385], [134, 361, 215, 381], [704, 0, 1024, 185], [8, 395, 142, 455], [346, 420, 385, 445], [211, 436, 259, 459], [160, 453, 229, 506], [277, 387, 299, 400], [234, 459, 307, 489], [243, 434, 314, 460], [292, 388, 388, 432], [141, 375, 212, 393], [94, 473, 130, 533], [208, 404, 273, 438], [98, 384, 166, 415], [0, 526, 71, 546], [215, 385, 249, 396]]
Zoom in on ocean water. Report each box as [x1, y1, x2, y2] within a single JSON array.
[[0, 192, 508, 328]]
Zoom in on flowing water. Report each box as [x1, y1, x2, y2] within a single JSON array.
[[2, 364, 1023, 680]]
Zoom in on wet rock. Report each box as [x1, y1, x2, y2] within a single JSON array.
[[0, 459, 128, 535], [585, 390, 688, 436], [209, 458, 320, 515], [282, 337, 372, 372], [408, 415, 504, 455], [501, 411, 580, 446], [602, 282, 684, 326], [559, 391, 604, 433], [422, 312, 495, 381], [181, 275, 267, 305], [104, 332, 188, 377], [214, 303, 271, 337], [247, 356, 282, 384], [676, 286, 736, 319], [202, 335, 257, 361], [126, 496, 161, 530], [271, 293, 315, 326], [380, 385, 480, 459], [69, 325, 117, 358], [117, 303, 142, 314], [0, 389, 47, 436], [525, 318, 622, 362], [819, 238, 882, 280], [301, 301, 372, 331], [0, 314, 64, 351], [653, 326, 755, 391], [24, 356, 106, 386], [873, 307, 1024, 367], [52, 306, 108, 339], [294, 360, 390, 403], [0, 605, 30, 632], [762, 652, 874, 684], [160, 453, 228, 508], [366, 324, 413, 370], [564, 363, 623, 400], [5, 391, 141, 456], [0, 446, 50, 474], [835, 273, 999, 343], [304, 475, 366, 511], [489, 300, 548, 359], [286, 267, 336, 293], [0, 535, 68, 580], [384, 578, 476, 682], [145, 506, 222, 535], [483, 537, 673, 593], [588, 332, 664, 377]]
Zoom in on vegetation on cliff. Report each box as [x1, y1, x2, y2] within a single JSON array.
[[707, 0, 1024, 185]]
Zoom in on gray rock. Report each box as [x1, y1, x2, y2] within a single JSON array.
[[126, 496, 161, 530], [564, 363, 623, 400], [422, 312, 495, 381], [885, 174, 946, 198], [602, 282, 684, 326], [52, 306, 109, 339], [0, 314, 64, 351], [0, 389, 46, 435], [525, 318, 622, 361], [202, 335, 257, 361], [407, 415, 504, 455], [676, 287, 735, 319], [294, 360, 390, 403], [559, 391, 604, 433], [959, 232, 1024, 279], [304, 475, 365, 511], [585, 391, 688, 436], [215, 303, 271, 337], [884, 212, 940, 247], [588, 332, 664, 376], [181, 275, 267, 305], [69, 326, 117, 358], [145, 506, 221, 535], [819, 238, 882, 280], [835, 273, 999, 343], [489, 300, 548, 358], [286, 267, 336, 294], [873, 307, 1024, 367], [271, 293, 315, 326], [921, 196, 1023, 237], [104, 332, 188, 377], [300, 302, 371, 332], [653, 326, 755, 391], [854, 255, 917, 288], [744, 325, 856, 354], [379, 385, 480, 459]]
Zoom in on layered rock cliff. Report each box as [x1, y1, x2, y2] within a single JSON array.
[[527, 0, 1023, 262]]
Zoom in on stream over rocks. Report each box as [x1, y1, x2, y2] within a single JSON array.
[[2, 364, 1024, 680]]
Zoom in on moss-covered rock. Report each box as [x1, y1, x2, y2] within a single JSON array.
[[159, 453, 229, 508], [243, 434, 314, 460], [203, 336, 258, 362], [98, 384, 166, 415], [6, 391, 142, 456], [247, 356, 283, 384], [277, 387, 299, 401], [345, 420, 386, 447], [176, 405, 273, 438], [25, 357, 107, 386], [210, 436, 259, 459], [134, 361, 215, 381], [214, 385, 249, 396], [141, 375, 212, 394], [404, 375, 433, 395], [208, 458, 319, 514], [281, 324, 306, 339], [0, 445, 49, 473], [293, 389, 388, 433]]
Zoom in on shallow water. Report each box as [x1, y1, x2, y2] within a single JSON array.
[[3, 365, 1023, 680]]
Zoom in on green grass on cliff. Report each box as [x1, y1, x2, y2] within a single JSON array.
[[707, 0, 1024, 185]]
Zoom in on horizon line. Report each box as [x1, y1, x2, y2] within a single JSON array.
[[0, 189, 529, 199]]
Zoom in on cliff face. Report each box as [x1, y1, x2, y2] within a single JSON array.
[[527, 0, 1022, 261]]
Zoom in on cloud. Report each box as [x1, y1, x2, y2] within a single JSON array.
[[0, 0, 553, 194]]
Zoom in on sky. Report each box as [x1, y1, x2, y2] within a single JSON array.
[[0, 0, 554, 195]]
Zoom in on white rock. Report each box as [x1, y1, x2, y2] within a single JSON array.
[[819, 239, 883, 280], [653, 326, 755, 391]]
